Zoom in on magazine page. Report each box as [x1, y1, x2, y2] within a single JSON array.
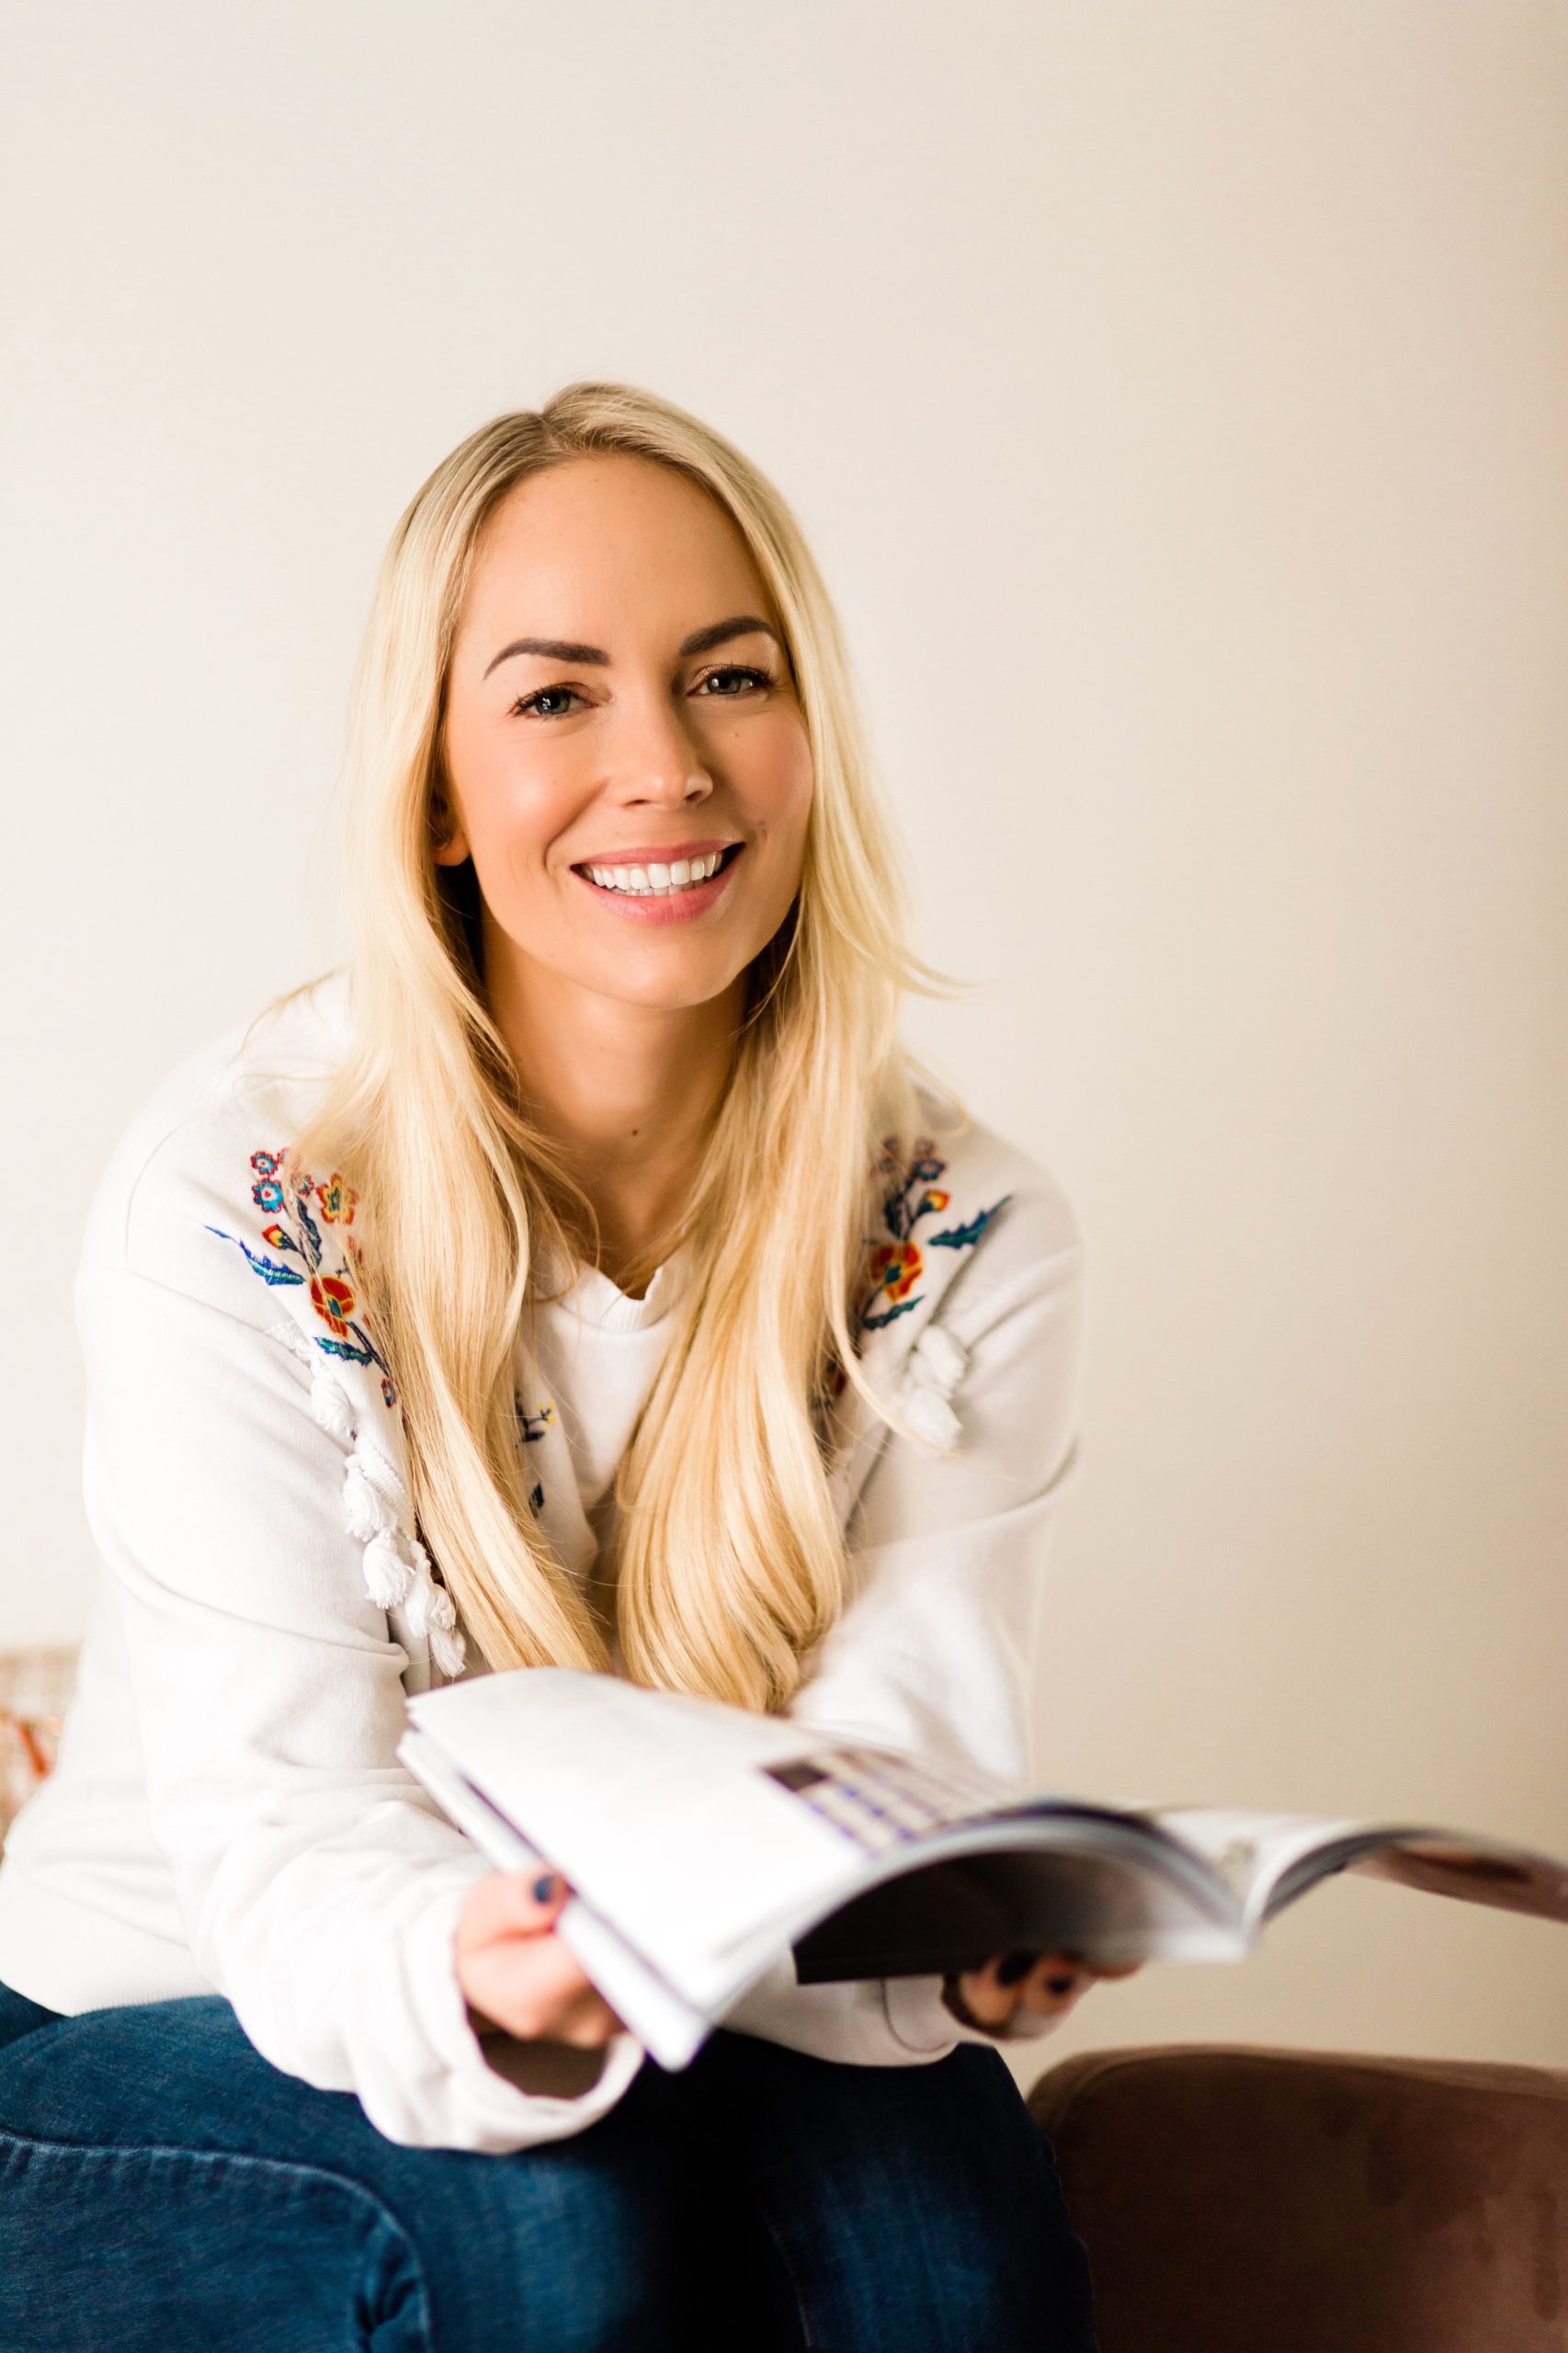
[[403, 1668, 1024, 2025], [1153, 1807, 1568, 1935], [398, 1724, 717, 2068], [1152, 1808, 1364, 1938]]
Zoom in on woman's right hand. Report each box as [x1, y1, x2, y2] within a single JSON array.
[[454, 1868, 625, 2048]]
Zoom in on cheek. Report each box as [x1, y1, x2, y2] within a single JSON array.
[[744, 712, 814, 837]]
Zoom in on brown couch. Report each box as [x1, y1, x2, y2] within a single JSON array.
[[6, 1651, 1567, 2344], [1028, 2041, 1568, 2351]]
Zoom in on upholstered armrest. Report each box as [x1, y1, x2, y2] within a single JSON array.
[[1027, 2042, 1568, 2353], [0, 1649, 77, 1852]]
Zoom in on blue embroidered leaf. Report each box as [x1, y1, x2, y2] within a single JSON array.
[[861, 1296, 919, 1330], [206, 1226, 306, 1287], [929, 1194, 1012, 1253], [294, 1196, 324, 1267], [314, 1335, 375, 1366]]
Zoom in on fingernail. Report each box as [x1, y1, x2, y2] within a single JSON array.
[[995, 1949, 1038, 1986], [531, 1872, 559, 1903]]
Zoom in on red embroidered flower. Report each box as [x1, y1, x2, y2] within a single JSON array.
[[261, 1224, 290, 1251], [317, 1173, 357, 1225], [867, 1240, 923, 1304], [309, 1274, 357, 1336], [919, 1188, 950, 1214]]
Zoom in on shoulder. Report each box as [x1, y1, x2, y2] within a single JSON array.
[[78, 969, 353, 1313], [858, 1082, 1083, 1346]]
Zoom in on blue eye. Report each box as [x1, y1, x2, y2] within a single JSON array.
[[509, 664, 775, 721]]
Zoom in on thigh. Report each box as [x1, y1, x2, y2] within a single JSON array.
[[0, 1994, 734, 2353], [0, 1981, 59, 2051], [682, 2027, 1097, 2353]]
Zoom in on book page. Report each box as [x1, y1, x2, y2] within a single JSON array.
[[404, 1669, 1019, 2014]]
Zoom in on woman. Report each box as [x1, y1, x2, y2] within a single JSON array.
[[0, 382, 1126, 2349]]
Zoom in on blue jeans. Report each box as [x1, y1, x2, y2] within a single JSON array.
[[0, 1979, 1095, 2350]]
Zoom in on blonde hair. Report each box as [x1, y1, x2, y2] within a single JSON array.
[[284, 381, 969, 1711]]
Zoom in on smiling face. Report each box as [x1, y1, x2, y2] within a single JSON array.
[[437, 453, 813, 1027]]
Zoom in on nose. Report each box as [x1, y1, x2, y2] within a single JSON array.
[[608, 691, 714, 809]]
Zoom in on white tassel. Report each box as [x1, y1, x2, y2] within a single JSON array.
[[912, 1324, 968, 1392], [363, 1529, 413, 1609], [310, 1363, 357, 1444], [897, 1324, 970, 1452], [342, 1457, 383, 1542], [429, 1621, 468, 1679], [900, 1383, 962, 1450]]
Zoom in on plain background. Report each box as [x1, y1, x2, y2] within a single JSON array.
[[3, 2, 1564, 2076]]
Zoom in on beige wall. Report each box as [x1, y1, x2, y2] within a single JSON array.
[[4, 3, 1564, 2069]]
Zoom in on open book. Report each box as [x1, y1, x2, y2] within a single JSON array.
[[398, 1667, 1568, 2071]]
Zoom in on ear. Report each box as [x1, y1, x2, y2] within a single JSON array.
[[428, 764, 471, 868]]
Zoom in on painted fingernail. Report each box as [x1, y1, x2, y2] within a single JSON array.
[[531, 1872, 560, 1903], [1047, 1972, 1079, 1997], [995, 1949, 1039, 1986]]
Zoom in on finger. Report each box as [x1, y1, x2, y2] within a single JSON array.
[[460, 1867, 572, 1949], [955, 1961, 1023, 2030], [485, 1926, 618, 2042], [1017, 1954, 1090, 2017]]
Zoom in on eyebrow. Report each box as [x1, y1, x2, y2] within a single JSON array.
[[482, 613, 781, 680]]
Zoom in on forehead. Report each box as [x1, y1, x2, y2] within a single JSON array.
[[460, 453, 773, 639]]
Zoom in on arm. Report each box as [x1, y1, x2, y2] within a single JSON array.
[[720, 1179, 1091, 2063], [78, 1251, 645, 2152]]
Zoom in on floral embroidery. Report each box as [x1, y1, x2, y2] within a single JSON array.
[[209, 1147, 396, 1407], [815, 1134, 1013, 1419], [317, 1174, 355, 1225], [309, 1272, 358, 1337], [851, 1136, 1011, 1336], [517, 1398, 556, 1519]]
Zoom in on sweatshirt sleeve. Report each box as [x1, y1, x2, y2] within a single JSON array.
[[76, 1244, 646, 2153], [718, 1177, 1090, 2065]]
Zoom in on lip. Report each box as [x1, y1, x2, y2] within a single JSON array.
[[570, 837, 741, 870], [570, 840, 745, 925]]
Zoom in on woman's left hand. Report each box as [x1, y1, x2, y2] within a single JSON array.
[[940, 1949, 1141, 2039]]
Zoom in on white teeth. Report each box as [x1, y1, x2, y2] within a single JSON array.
[[584, 849, 728, 896]]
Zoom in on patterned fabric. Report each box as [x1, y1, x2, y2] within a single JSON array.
[[208, 1150, 399, 1409], [854, 1134, 1012, 1336], [0, 1650, 77, 1851]]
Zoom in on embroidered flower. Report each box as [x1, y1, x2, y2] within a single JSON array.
[[317, 1172, 356, 1225], [848, 1137, 1014, 1338], [310, 1273, 358, 1336], [260, 1223, 294, 1253], [249, 1150, 280, 1177], [251, 1177, 285, 1212], [866, 1239, 923, 1308], [381, 1375, 397, 1409]]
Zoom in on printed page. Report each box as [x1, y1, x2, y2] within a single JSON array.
[[404, 1669, 1021, 2016], [1154, 1808, 1568, 1935], [1153, 1808, 1363, 1937]]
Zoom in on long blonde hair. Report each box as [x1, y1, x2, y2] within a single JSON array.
[[284, 381, 969, 1711]]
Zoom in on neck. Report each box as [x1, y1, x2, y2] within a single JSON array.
[[484, 938, 743, 1287]]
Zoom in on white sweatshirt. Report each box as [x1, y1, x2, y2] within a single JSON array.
[[0, 972, 1090, 2152]]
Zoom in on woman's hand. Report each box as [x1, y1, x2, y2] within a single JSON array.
[[454, 1868, 625, 2048], [941, 1949, 1141, 2039]]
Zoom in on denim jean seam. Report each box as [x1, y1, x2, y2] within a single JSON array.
[[0, 2124, 436, 2347]]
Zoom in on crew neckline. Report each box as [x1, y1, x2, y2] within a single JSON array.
[[534, 1233, 696, 1335]]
